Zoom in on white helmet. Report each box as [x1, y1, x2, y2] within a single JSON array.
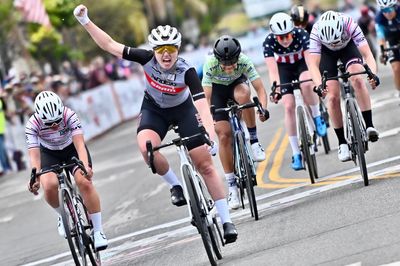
[[317, 11, 343, 44], [376, 0, 397, 8], [34, 91, 64, 123], [148, 25, 182, 48], [269, 13, 294, 35]]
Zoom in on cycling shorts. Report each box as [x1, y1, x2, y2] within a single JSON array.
[[210, 74, 249, 122], [137, 93, 205, 151], [320, 40, 363, 78], [277, 59, 309, 95], [40, 143, 92, 174], [387, 39, 400, 63]]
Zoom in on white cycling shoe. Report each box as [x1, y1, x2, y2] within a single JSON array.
[[57, 216, 66, 238], [93, 231, 108, 251], [228, 188, 240, 210], [338, 144, 351, 162], [251, 142, 266, 162]]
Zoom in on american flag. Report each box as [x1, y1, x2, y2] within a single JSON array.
[[14, 0, 51, 28]]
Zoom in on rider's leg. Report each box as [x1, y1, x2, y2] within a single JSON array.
[[390, 61, 400, 96], [215, 120, 239, 209], [348, 62, 379, 141], [234, 83, 265, 161], [300, 70, 327, 136]]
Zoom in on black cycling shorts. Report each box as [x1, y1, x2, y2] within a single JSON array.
[[277, 59, 309, 95], [40, 143, 92, 174], [211, 74, 248, 122], [137, 94, 205, 151], [387, 38, 400, 63], [319, 40, 363, 78]]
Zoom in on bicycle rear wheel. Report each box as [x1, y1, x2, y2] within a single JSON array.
[[59, 189, 86, 266], [298, 108, 317, 184], [183, 166, 218, 265], [237, 133, 258, 220], [348, 101, 368, 186]]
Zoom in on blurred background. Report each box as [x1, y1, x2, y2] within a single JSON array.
[[0, 0, 379, 176]]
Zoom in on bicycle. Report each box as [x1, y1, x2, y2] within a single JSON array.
[[271, 80, 319, 184], [318, 63, 380, 186], [29, 157, 101, 266], [146, 126, 224, 266], [210, 97, 267, 221]]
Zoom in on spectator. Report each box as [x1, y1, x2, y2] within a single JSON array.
[[0, 90, 11, 175], [88, 56, 108, 89]]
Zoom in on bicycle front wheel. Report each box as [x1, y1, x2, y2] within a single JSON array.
[[237, 133, 258, 220], [59, 189, 86, 266], [348, 101, 368, 186], [183, 166, 218, 266], [298, 108, 317, 184]]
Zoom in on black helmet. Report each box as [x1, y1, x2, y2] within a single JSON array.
[[290, 5, 310, 26], [213, 35, 241, 65]]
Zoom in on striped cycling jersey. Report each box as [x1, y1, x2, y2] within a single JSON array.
[[201, 53, 259, 87], [310, 13, 367, 53], [263, 27, 310, 64], [25, 107, 83, 150]]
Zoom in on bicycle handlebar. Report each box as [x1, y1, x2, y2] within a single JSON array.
[[211, 97, 269, 120], [270, 79, 313, 99], [380, 44, 400, 65], [29, 157, 88, 189], [146, 126, 211, 174], [318, 63, 379, 96]]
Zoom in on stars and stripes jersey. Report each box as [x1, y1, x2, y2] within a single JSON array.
[[122, 47, 205, 108], [201, 53, 260, 87], [25, 107, 83, 150], [310, 13, 368, 53], [263, 28, 310, 64]]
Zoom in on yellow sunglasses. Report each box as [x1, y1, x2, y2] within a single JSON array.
[[154, 45, 178, 54]]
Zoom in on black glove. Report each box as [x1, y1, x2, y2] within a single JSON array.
[[313, 85, 325, 97]]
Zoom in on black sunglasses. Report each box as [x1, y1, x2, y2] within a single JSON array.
[[44, 118, 62, 127]]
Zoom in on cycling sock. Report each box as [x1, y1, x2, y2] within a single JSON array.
[[215, 199, 232, 224], [90, 212, 103, 232], [309, 104, 321, 118], [247, 126, 258, 144], [161, 168, 181, 188], [224, 173, 237, 187], [334, 127, 347, 145], [362, 110, 373, 128], [288, 136, 301, 155]]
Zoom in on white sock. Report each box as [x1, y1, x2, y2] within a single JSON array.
[[288, 136, 301, 155], [224, 173, 236, 187], [161, 168, 181, 188], [310, 104, 321, 118], [90, 212, 103, 232], [215, 199, 232, 224]]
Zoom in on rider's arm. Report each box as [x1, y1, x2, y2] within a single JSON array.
[[185, 68, 216, 141], [307, 53, 322, 86], [203, 86, 212, 105], [28, 148, 41, 172], [74, 5, 125, 58], [264, 57, 280, 87], [72, 134, 90, 169], [375, 23, 386, 47], [250, 78, 268, 109], [358, 44, 377, 74]]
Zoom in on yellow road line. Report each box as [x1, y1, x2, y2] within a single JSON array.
[[256, 128, 283, 188]]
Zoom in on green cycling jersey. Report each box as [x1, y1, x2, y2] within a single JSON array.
[[201, 53, 260, 87]]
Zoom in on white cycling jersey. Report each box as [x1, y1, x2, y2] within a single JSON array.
[[25, 107, 83, 150]]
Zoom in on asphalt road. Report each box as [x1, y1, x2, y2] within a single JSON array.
[[1, 65, 400, 266]]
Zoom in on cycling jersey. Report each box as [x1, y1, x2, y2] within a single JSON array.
[[201, 53, 259, 87], [25, 107, 83, 150], [375, 5, 400, 42], [310, 13, 367, 53], [122, 47, 204, 108], [263, 27, 310, 64]]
